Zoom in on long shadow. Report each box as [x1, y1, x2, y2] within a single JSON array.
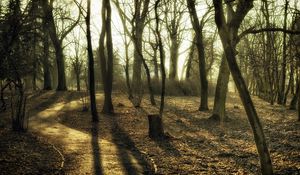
[[109, 115, 155, 175], [91, 122, 103, 175], [149, 99, 263, 173]]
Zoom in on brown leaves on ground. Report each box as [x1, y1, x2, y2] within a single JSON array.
[[0, 127, 62, 175], [0, 91, 299, 174]]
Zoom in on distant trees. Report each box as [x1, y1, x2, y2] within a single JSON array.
[[41, 0, 80, 91], [164, 1, 185, 81]]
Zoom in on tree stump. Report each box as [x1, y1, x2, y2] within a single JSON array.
[[148, 114, 164, 139]]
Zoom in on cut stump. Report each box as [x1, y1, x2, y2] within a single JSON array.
[[148, 114, 164, 139]]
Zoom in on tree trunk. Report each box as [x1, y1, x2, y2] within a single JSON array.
[[55, 45, 67, 91], [99, 0, 114, 114], [86, 0, 98, 123], [41, 0, 67, 91], [148, 0, 166, 140], [141, 57, 156, 106], [213, 1, 273, 174], [169, 36, 179, 80], [298, 85, 300, 121], [187, 0, 209, 111], [278, 0, 289, 104], [124, 38, 133, 99], [75, 71, 80, 91], [131, 30, 144, 107], [210, 55, 230, 122], [290, 82, 299, 110], [186, 37, 195, 80], [153, 45, 159, 80], [42, 19, 52, 90]]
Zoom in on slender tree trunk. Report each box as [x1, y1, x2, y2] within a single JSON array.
[[148, 0, 166, 140], [278, 0, 289, 104], [290, 80, 299, 110], [213, 1, 273, 174], [153, 46, 159, 80], [124, 37, 133, 99], [187, 0, 209, 111], [141, 57, 156, 105], [210, 55, 230, 121], [169, 36, 179, 80]]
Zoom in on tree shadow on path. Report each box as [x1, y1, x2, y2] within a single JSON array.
[[109, 115, 155, 175], [91, 122, 104, 175]]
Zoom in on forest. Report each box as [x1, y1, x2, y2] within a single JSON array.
[[0, 0, 299, 174]]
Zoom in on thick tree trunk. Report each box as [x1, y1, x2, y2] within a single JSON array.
[[42, 22, 52, 90], [187, 0, 209, 111], [99, 0, 114, 114], [210, 55, 230, 122], [86, 0, 98, 122], [131, 30, 144, 107], [55, 45, 67, 91]]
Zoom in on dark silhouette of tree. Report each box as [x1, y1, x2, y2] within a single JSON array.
[[99, 0, 114, 114]]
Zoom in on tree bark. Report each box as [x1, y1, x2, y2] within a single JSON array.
[[210, 55, 230, 122], [42, 17, 52, 90]]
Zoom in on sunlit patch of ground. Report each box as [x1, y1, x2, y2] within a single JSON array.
[[0, 91, 299, 174]]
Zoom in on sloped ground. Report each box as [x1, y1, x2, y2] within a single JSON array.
[[0, 91, 299, 174]]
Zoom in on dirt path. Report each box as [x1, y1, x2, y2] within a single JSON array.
[[28, 91, 153, 175], [20, 91, 299, 174]]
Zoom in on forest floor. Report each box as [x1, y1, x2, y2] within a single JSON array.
[[0, 91, 299, 175]]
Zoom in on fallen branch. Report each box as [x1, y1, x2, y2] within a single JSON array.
[[50, 143, 65, 170]]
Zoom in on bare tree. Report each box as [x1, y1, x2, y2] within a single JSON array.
[[213, 0, 273, 174], [41, 0, 80, 91]]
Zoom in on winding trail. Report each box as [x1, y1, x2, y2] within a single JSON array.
[[28, 91, 152, 175]]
